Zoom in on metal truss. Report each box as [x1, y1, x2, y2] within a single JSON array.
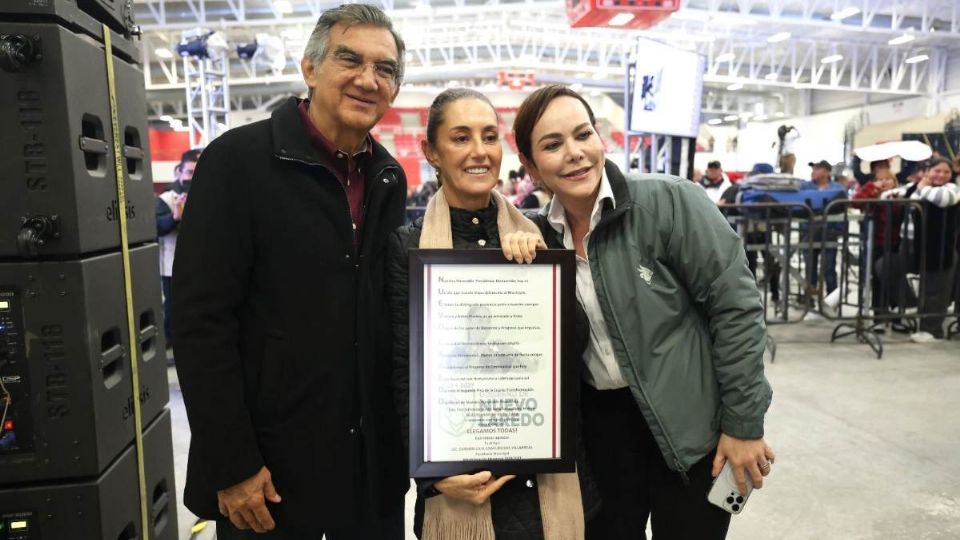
[[678, 0, 960, 40], [183, 51, 231, 147], [134, 0, 958, 122], [701, 89, 806, 119], [701, 40, 949, 96]]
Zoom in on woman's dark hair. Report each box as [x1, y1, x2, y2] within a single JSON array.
[[513, 84, 596, 163], [425, 88, 497, 147], [924, 157, 953, 172]]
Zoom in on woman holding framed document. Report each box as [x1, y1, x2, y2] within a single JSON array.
[[387, 88, 598, 539], [511, 85, 776, 539]]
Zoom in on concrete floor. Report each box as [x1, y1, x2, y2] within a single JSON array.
[[168, 319, 960, 540]]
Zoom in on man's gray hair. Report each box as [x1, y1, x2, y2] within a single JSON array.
[[304, 4, 406, 86]]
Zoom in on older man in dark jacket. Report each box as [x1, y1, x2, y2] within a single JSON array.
[[172, 4, 408, 539]]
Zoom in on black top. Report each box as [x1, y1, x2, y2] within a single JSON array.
[[449, 202, 500, 248]]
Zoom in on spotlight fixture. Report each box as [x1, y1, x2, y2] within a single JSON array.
[[830, 7, 860, 21], [767, 32, 791, 43], [888, 33, 916, 45]]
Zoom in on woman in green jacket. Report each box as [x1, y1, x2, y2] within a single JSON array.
[[510, 85, 776, 539]]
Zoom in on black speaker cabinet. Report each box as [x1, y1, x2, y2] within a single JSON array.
[[0, 244, 169, 484], [0, 409, 178, 540], [0, 21, 154, 258], [76, 0, 138, 36], [0, 0, 139, 61]]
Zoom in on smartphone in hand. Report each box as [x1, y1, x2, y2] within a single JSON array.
[[707, 460, 754, 514]]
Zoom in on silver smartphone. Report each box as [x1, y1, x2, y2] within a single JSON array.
[[706, 460, 754, 514]]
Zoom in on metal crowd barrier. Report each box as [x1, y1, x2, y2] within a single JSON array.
[[819, 198, 959, 357], [724, 198, 960, 359]]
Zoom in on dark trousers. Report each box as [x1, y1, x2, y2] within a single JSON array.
[[744, 232, 781, 301], [919, 263, 958, 337], [214, 501, 405, 540], [581, 385, 730, 540], [161, 275, 173, 342], [805, 247, 838, 294]]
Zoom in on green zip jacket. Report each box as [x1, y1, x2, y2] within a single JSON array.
[[537, 161, 772, 475]]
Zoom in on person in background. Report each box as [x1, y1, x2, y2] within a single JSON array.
[[779, 152, 796, 175], [519, 181, 553, 209], [691, 167, 703, 184], [719, 163, 782, 303], [512, 165, 536, 207], [409, 178, 439, 207], [700, 160, 732, 204], [883, 158, 960, 342], [387, 87, 597, 539], [852, 156, 892, 186], [513, 85, 774, 540], [852, 155, 918, 186], [497, 175, 515, 197], [801, 160, 848, 299], [156, 149, 200, 347], [173, 4, 409, 538], [853, 171, 910, 327]]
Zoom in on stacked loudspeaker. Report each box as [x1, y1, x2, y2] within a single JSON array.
[[0, 2, 178, 539]]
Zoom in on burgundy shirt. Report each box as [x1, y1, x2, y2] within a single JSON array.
[[297, 99, 372, 246]]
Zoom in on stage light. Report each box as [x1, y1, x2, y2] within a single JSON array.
[[888, 33, 915, 45], [767, 32, 791, 43], [830, 7, 860, 20]]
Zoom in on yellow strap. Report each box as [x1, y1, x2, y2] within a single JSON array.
[[940, 133, 956, 161], [103, 25, 151, 540]]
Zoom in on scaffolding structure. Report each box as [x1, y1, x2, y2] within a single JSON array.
[[183, 49, 230, 148]]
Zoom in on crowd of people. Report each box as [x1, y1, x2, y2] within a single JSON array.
[[694, 156, 960, 342]]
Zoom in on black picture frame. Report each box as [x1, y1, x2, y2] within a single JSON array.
[[408, 248, 577, 478]]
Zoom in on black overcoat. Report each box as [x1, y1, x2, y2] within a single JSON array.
[[172, 97, 409, 534]]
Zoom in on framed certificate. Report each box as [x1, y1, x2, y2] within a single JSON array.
[[408, 249, 577, 478]]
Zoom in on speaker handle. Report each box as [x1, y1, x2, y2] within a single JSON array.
[[100, 342, 125, 388]]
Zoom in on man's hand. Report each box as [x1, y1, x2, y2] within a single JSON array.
[[217, 466, 282, 533], [172, 194, 187, 222], [712, 433, 776, 496], [434, 471, 516, 506], [501, 232, 546, 264]]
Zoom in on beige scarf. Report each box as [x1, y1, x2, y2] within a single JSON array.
[[419, 186, 584, 540]]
